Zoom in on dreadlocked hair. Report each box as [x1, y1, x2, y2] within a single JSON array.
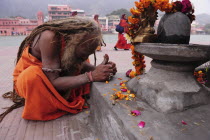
[[16, 17, 104, 65], [1, 17, 104, 123]]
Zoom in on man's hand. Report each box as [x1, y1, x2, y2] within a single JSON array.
[[92, 54, 117, 81]]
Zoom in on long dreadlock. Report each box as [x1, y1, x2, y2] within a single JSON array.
[[0, 17, 105, 122]]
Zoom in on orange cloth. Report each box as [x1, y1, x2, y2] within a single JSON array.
[[115, 18, 131, 50], [96, 46, 101, 51], [13, 47, 90, 121]]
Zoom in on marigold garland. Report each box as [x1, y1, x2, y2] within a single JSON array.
[[127, 0, 195, 38], [130, 45, 146, 76], [126, 0, 195, 78]]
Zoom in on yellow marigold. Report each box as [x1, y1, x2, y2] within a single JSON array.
[[129, 94, 136, 98], [141, 0, 151, 8], [198, 71, 203, 74], [129, 71, 136, 78], [112, 88, 117, 91], [130, 45, 135, 51], [130, 8, 141, 16], [121, 83, 126, 87], [128, 16, 140, 24], [135, 1, 144, 12]]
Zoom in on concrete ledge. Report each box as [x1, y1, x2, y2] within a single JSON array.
[[89, 73, 210, 140]]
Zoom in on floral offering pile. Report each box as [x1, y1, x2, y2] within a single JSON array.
[[111, 80, 136, 101], [127, 0, 195, 39], [125, 0, 195, 79], [194, 70, 208, 84]]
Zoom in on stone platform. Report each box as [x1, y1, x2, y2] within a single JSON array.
[[90, 73, 210, 140]]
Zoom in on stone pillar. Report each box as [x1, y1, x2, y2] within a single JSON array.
[[127, 43, 210, 113]]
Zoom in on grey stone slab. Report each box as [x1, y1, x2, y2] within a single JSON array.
[[90, 73, 210, 140]]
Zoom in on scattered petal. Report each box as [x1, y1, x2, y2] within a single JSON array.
[[121, 89, 127, 92], [181, 120, 187, 125], [85, 111, 89, 114], [126, 69, 132, 77], [112, 88, 117, 91], [116, 91, 122, 94], [125, 97, 129, 100], [121, 84, 126, 87], [103, 94, 107, 96], [129, 94, 136, 98], [131, 110, 141, 116], [193, 122, 200, 126], [113, 84, 117, 86], [118, 78, 122, 80], [105, 81, 109, 84], [138, 121, 145, 128]]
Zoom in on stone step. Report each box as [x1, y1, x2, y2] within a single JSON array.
[[0, 107, 96, 140], [89, 73, 210, 140]]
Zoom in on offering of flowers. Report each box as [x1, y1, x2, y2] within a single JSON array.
[[126, 0, 195, 41], [125, 0, 195, 78]]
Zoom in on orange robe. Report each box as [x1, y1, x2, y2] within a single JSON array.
[[13, 47, 90, 121], [115, 19, 131, 50]]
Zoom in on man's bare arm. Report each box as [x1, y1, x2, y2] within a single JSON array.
[[38, 31, 113, 91]]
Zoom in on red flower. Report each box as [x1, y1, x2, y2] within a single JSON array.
[[173, 1, 183, 12], [181, 0, 192, 13]]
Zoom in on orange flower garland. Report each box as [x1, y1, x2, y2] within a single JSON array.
[[130, 45, 146, 76], [127, 0, 174, 38], [125, 0, 195, 78]]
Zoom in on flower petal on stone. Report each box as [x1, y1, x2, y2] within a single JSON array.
[[121, 89, 127, 92], [112, 88, 117, 91], [126, 69, 132, 77], [121, 83, 126, 87], [181, 120, 187, 125], [131, 110, 141, 116], [138, 121, 145, 128]]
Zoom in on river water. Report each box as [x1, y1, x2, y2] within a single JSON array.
[[0, 34, 209, 47]]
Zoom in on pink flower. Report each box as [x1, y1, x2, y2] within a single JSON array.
[[131, 110, 141, 116], [138, 121, 145, 128], [126, 69, 132, 77], [121, 88, 127, 92], [181, 120, 187, 125], [181, 0, 192, 13]]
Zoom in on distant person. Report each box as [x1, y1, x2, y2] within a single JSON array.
[[114, 14, 131, 51], [0, 17, 117, 121], [71, 11, 78, 17], [94, 14, 102, 51]]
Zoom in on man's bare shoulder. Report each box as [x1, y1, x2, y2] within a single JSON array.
[[40, 30, 56, 41]]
